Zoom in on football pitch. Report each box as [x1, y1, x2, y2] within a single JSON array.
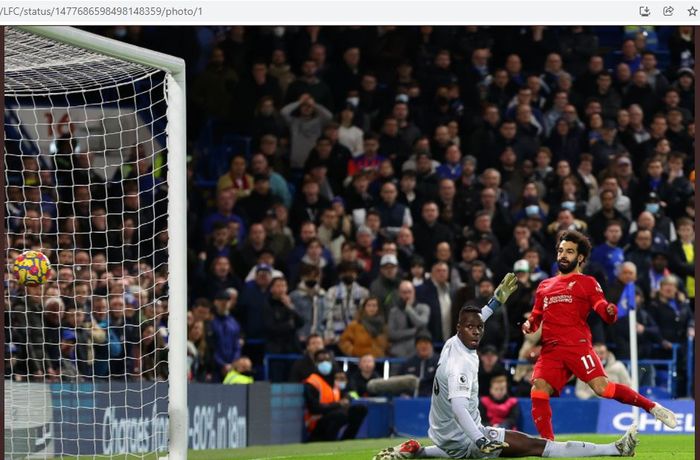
[[71, 434, 694, 459]]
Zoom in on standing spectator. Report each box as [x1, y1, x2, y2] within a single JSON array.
[[375, 182, 412, 240], [187, 320, 211, 382], [624, 228, 655, 277], [202, 188, 245, 244], [209, 290, 242, 382], [216, 154, 254, 199], [338, 297, 388, 358], [264, 277, 304, 381], [668, 217, 694, 302], [479, 375, 520, 429], [237, 264, 273, 341], [338, 103, 364, 156], [588, 190, 631, 246], [285, 59, 334, 110], [388, 281, 430, 358], [369, 254, 402, 319], [399, 332, 439, 397], [290, 264, 328, 342], [412, 201, 454, 264], [281, 94, 333, 170], [416, 261, 453, 342], [477, 345, 508, 397], [589, 220, 626, 285], [192, 47, 237, 122], [324, 262, 369, 346]]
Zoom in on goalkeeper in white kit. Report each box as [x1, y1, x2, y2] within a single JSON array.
[[375, 273, 639, 459]]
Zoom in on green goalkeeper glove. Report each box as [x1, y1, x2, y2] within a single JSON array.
[[494, 272, 519, 304]]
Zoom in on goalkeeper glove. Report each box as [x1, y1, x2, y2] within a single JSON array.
[[494, 272, 519, 304], [476, 437, 509, 453]]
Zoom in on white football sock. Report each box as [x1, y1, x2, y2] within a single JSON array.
[[417, 445, 451, 458], [542, 440, 619, 457]]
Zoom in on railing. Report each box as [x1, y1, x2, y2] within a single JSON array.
[[263, 354, 407, 381]]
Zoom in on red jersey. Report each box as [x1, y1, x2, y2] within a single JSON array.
[[528, 273, 617, 347]]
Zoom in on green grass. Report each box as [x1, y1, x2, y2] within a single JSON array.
[[68, 434, 694, 459]]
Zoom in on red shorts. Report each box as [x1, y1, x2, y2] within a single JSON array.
[[531, 344, 607, 396]]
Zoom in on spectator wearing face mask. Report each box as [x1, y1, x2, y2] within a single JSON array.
[[290, 264, 328, 343], [303, 349, 367, 442]]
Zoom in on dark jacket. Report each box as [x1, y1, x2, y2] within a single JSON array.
[[264, 298, 304, 354], [416, 281, 445, 342], [400, 353, 439, 397]]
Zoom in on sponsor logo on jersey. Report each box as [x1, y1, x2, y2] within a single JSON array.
[[543, 294, 574, 306]]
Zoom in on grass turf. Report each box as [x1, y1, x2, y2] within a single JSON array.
[[70, 434, 694, 459]]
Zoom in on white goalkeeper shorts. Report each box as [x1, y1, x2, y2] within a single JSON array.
[[436, 425, 506, 459]]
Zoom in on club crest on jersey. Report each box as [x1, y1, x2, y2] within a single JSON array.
[[595, 282, 603, 293], [567, 281, 576, 290], [459, 375, 467, 384]]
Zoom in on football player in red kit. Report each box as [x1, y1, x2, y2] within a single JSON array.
[[522, 230, 677, 440]]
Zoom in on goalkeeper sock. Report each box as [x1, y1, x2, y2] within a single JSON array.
[[542, 440, 619, 457], [603, 382, 655, 412], [417, 446, 451, 458], [531, 389, 554, 440]]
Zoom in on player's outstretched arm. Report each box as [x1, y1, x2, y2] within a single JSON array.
[[481, 273, 518, 322]]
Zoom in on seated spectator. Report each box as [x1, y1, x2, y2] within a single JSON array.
[[339, 297, 388, 358], [223, 356, 255, 384], [324, 261, 369, 345], [388, 281, 430, 358], [210, 289, 242, 382], [575, 343, 631, 399], [479, 374, 520, 430], [399, 332, 439, 397], [58, 329, 81, 382], [289, 334, 335, 383], [348, 354, 380, 398], [624, 228, 655, 276], [303, 349, 367, 442], [281, 94, 333, 170], [477, 345, 507, 396]]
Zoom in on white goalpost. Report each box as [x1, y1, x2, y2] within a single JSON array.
[[4, 26, 187, 459]]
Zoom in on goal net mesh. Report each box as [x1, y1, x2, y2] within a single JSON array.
[[4, 27, 172, 458]]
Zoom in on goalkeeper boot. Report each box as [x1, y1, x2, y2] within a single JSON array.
[[650, 403, 678, 429], [373, 439, 422, 460], [614, 424, 639, 457]]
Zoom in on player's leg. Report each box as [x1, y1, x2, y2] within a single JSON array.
[[530, 378, 555, 441], [586, 375, 677, 428], [501, 425, 639, 457]]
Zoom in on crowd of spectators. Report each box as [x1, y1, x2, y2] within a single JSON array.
[[3, 26, 695, 398]]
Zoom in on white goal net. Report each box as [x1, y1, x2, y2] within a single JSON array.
[[3, 26, 187, 459]]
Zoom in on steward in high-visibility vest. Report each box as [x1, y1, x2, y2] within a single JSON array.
[[223, 369, 254, 384], [303, 372, 340, 432]]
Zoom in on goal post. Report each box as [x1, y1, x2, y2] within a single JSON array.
[[4, 26, 187, 459]]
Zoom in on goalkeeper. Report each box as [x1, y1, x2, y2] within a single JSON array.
[[375, 273, 639, 459]]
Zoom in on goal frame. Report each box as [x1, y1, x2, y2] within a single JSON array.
[[3, 26, 188, 460]]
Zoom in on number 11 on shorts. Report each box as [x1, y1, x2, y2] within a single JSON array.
[[580, 354, 596, 370]]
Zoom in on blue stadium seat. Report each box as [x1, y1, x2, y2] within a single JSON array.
[[560, 386, 577, 398], [639, 385, 671, 399]]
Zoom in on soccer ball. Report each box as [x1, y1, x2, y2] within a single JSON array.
[[13, 250, 52, 286]]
